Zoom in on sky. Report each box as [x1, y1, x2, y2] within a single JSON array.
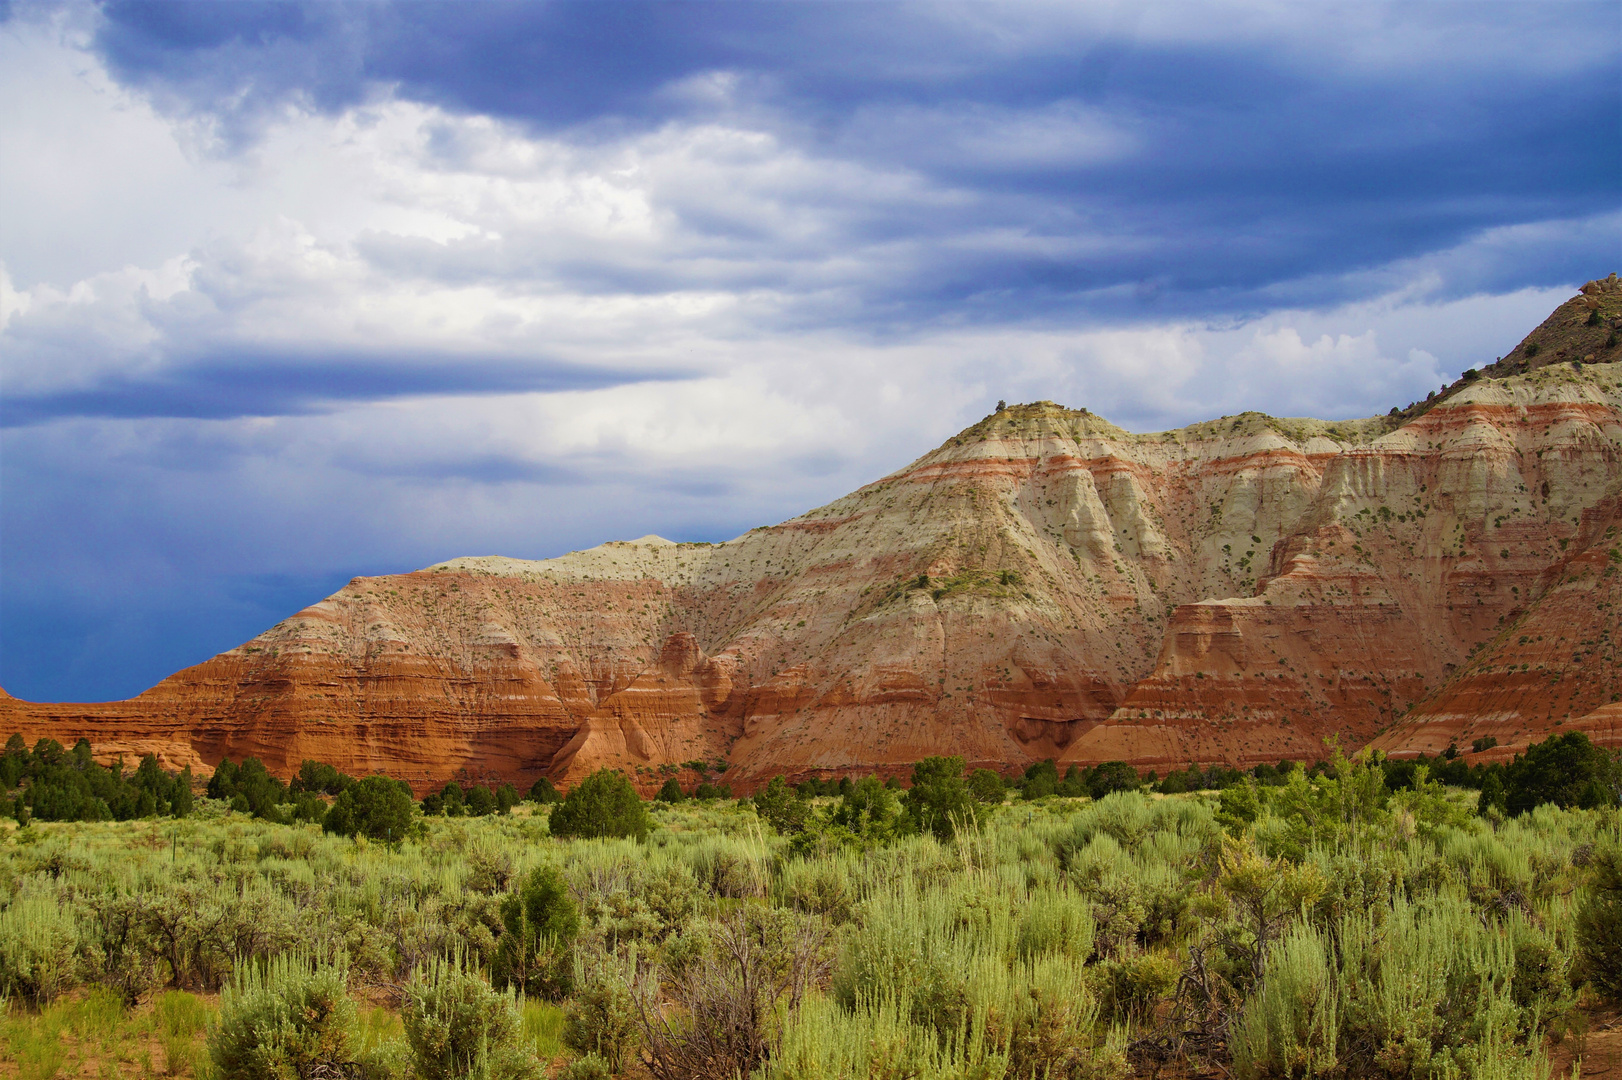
[[1, 1, 1618, 703]]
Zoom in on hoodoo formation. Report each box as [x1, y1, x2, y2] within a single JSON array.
[[5, 279, 1622, 793]]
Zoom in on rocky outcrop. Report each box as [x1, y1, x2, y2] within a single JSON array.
[[4, 284, 1621, 792], [1369, 478, 1621, 761]]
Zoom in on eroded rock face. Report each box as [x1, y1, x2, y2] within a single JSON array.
[[1369, 482, 1622, 761], [5, 286, 1621, 793]]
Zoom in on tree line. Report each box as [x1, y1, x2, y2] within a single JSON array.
[[3, 729, 1616, 836]]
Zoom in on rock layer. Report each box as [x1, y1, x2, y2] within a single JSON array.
[[5, 284, 1622, 792]]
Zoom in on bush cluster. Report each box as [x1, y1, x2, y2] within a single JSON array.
[[1, 735, 192, 824], [208, 757, 335, 824], [421, 779, 521, 817]]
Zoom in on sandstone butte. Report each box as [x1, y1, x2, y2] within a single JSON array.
[[4, 279, 1622, 796]]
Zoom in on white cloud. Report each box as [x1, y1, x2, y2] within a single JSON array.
[[0, 10, 1599, 617]]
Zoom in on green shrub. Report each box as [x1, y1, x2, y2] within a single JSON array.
[[1022, 759, 1059, 800], [424, 781, 465, 816], [404, 957, 540, 1080], [324, 775, 416, 841], [656, 777, 686, 803], [1576, 842, 1622, 1001], [550, 770, 652, 841], [752, 776, 810, 835], [1087, 761, 1141, 799], [291, 791, 328, 825], [830, 776, 906, 841], [1503, 732, 1615, 814], [528, 777, 562, 804], [208, 757, 292, 821], [904, 756, 976, 841], [1230, 925, 1338, 1080], [207, 957, 356, 1080], [1217, 780, 1261, 832], [0, 738, 192, 822], [561, 966, 641, 1072], [466, 785, 497, 817], [968, 768, 1006, 805], [292, 760, 353, 795], [493, 866, 579, 1000], [0, 894, 81, 1005]]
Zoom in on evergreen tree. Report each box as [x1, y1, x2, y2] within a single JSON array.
[[549, 770, 652, 841], [1504, 733, 1615, 814], [324, 775, 416, 842], [752, 776, 809, 835], [903, 756, 975, 840]]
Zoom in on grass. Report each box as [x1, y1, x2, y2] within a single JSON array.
[[0, 987, 188, 1079], [0, 775, 1617, 1079], [521, 998, 567, 1060], [153, 991, 210, 1077]]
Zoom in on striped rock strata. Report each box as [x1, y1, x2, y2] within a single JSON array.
[[3, 285, 1621, 793]]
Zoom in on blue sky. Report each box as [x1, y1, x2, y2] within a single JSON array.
[[1, 0, 1618, 702]]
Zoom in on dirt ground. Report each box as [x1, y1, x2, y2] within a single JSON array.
[[1550, 1005, 1622, 1079]]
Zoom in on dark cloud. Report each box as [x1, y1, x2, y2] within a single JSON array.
[[0, 350, 691, 426], [92, 2, 1617, 314], [336, 453, 585, 486]]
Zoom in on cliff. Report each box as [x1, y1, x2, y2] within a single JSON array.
[[4, 280, 1621, 792]]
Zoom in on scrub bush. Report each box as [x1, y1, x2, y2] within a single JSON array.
[[637, 906, 831, 1080], [207, 957, 356, 1080], [1575, 842, 1622, 1000], [0, 894, 81, 1005], [404, 956, 540, 1080], [1229, 925, 1338, 1080], [562, 965, 641, 1072]]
